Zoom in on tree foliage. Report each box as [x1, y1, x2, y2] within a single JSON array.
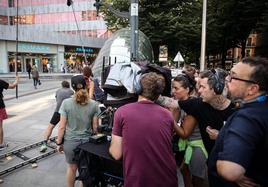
[[100, 0, 267, 67]]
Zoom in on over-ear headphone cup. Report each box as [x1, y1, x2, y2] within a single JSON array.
[[214, 83, 224, 95], [211, 69, 225, 95]]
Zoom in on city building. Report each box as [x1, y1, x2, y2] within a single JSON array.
[[207, 31, 259, 70], [227, 31, 258, 61], [0, 0, 111, 73]]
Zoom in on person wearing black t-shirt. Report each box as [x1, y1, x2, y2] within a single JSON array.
[[0, 76, 19, 151], [158, 68, 234, 155], [208, 57, 268, 187]]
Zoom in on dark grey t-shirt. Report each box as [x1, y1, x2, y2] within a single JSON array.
[[55, 88, 74, 112]]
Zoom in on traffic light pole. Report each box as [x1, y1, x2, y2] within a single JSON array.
[[130, 0, 138, 61], [94, 0, 139, 62]]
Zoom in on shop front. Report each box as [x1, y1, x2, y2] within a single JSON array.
[[64, 46, 99, 73], [7, 42, 58, 73]]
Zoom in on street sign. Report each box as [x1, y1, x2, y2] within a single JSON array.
[[174, 51, 184, 62]]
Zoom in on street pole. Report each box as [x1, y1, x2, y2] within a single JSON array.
[[200, 0, 207, 71], [130, 0, 138, 62], [15, 0, 19, 99], [93, 0, 139, 62]]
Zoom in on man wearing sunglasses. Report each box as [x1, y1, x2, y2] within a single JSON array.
[[208, 57, 268, 187]]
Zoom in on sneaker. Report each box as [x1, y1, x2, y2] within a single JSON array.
[[0, 142, 8, 151], [40, 144, 48, 153]]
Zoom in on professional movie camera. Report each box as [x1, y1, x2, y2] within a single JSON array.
[[97, 105, 116, 134]]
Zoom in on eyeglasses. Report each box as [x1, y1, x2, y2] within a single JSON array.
[[226, 74, 257, 84]]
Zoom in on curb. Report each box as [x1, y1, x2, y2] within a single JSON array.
[[4, 87, 59, 101]]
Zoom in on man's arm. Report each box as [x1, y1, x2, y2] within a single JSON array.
[[92, 116, 99, 134], [156, 95, 179, 109], [8, 76, 19, 89], [57, 115, 67, 145], [217, 160, 245, 182], [109, 134, 123, 160]]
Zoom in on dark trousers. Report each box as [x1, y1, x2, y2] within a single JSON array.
[[33, 78, 38, 87], [27, 71, 31, 79]]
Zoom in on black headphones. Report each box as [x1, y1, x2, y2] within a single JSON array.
[[233, 95, 267, 108], [175, 73, 196, 93], [211, 69, 225, 95], [135, 72, 147, 95]]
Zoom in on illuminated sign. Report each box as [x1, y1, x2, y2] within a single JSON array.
[[18, 43, 50, 52], [75, 47, 94, 53]]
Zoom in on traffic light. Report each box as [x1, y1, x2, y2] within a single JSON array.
[[67, 0, 73, 6], [93, 0, 101, 16]]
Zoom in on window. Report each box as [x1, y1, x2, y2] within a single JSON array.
[[9, 16, 14, 25], [0, 16, 8, 25], [81, 10, 97, 21], [8, 0, 14, 7], [247, 38, 252, 46], [246, 50, 251, 57]]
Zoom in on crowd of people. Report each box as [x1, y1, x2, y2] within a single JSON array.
[[109, 56, 268, 187], [1, 56, 268, 187]]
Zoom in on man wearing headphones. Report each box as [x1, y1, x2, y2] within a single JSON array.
[[159, 68, 234, 155], [208, 57, 268, 187], [181, 68, 234, 154], [109, 72, 178, 187]]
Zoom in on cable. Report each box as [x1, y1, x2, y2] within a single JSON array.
[[70, 1, 88, 64]]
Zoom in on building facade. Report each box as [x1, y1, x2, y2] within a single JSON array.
[[0, 0, 110, 73]]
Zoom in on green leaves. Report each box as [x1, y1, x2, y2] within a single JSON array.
[[100, 0, 267, 65]]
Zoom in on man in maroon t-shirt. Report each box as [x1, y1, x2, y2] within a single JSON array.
[[109, 72, 178, 187]]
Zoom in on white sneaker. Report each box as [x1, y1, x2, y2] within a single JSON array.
[[0, 142, 8, 151]]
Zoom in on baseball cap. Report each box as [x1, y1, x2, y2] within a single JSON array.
[[71, 74, 86, 90]]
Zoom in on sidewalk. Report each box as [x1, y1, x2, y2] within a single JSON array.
[[1, 73, 74, 100], [0, 73, 77, 187]]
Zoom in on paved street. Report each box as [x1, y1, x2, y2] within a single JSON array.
[[0, 73, 184, 187], [0, 74, 80, 187]]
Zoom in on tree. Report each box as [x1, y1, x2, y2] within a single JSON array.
[[101, 0, 203, 64], [100, 0, 267, 68], [207, 0, 267, 68]]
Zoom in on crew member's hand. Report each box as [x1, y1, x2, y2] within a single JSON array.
[[236, 175, 260, 187], [206, 126, 219, 140], [14, 75, 19, 86], [57, 145, 64, 153]]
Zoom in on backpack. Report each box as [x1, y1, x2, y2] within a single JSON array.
[[74, 148, 101, 187]]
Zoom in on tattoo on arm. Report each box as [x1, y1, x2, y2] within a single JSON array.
[[156, 96, 179, 109]]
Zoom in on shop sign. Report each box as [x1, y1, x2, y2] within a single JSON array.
[[75, 47, 94, 53], [18, 43, 50, 53]]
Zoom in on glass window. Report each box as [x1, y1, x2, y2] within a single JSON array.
[[246, 50, 251, 57], [247, 38, 252, 46], [0, 16, 8, 25], [8, 0, 14, 7]]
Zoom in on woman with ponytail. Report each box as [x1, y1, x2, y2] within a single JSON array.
[[57, 75, 101, 187]]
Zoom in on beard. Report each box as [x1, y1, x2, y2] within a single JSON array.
[[226, 90, 232, 100], [227, 89, 245, 103]]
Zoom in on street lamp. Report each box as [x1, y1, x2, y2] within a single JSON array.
[[94, 0, 139, 62]]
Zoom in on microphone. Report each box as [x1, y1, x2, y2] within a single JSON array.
[[67, 0, 73, 6]]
